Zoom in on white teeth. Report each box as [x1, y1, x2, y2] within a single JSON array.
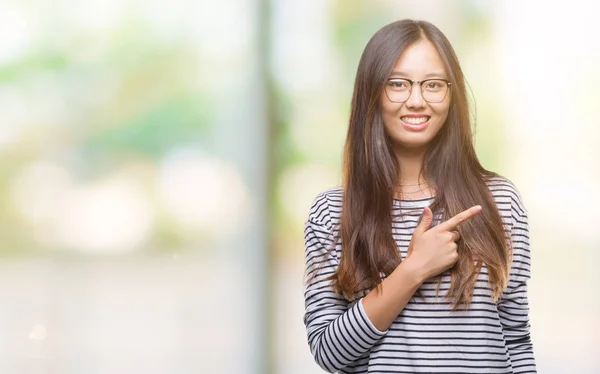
[[401, 116, 429, 124]]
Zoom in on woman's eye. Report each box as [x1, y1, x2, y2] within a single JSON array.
[[390, 81, 407, 88]]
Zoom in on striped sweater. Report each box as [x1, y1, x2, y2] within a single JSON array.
[[303, 176, 536, 373]]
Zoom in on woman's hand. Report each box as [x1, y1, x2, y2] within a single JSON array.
[[404, 205, 482, 281]]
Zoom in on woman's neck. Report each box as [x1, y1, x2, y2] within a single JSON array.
[[396, 148, 426, 184], [395, 148, 435, 200]]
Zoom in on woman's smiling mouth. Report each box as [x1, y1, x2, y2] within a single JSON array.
[[400, 115, 430, 130]]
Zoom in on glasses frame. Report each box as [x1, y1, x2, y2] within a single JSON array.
[[384, 78, 452, 103]]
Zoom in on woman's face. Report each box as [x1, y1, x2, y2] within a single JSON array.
[[380, 39, 451, 153]]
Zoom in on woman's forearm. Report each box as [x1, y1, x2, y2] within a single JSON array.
[[361, 260, 425, 331]]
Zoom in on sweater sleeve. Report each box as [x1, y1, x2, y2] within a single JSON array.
[[303, 194, 387, 373], [498, 200, 537, 373]]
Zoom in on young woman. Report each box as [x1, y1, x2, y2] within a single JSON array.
[[303, 20, 536, 373]]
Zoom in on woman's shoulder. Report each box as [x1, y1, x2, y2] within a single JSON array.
[[484, 173, 527, 217], [307, 186, 344, 229]]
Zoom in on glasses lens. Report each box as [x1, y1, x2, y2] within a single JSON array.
[[385, 79, 411, 103], [422, 80, 448, 103]]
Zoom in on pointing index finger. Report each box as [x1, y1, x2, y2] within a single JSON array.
[[438, 205, 482, 231]]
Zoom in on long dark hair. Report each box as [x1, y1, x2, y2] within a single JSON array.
[[333, 19, 510, 309]]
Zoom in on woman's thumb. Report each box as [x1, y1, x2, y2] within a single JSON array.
[[414, 207, 433, 235]]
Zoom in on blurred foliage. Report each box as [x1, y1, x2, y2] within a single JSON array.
[[0, 10, 214, 255], [81, 93, 210, 170]]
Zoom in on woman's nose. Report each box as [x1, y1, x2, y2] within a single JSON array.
[[405, 84, 425, 108]]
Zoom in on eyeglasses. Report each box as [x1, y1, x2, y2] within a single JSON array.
[[384, 78, 451, 103]]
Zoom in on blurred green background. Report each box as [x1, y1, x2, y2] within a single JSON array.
[[0, 0, 598, 373]]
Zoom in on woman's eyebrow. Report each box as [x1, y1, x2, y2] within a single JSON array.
[[389, 70, 447, 79]]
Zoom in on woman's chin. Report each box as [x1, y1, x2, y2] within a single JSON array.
[[394, 134, 435, 151]]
